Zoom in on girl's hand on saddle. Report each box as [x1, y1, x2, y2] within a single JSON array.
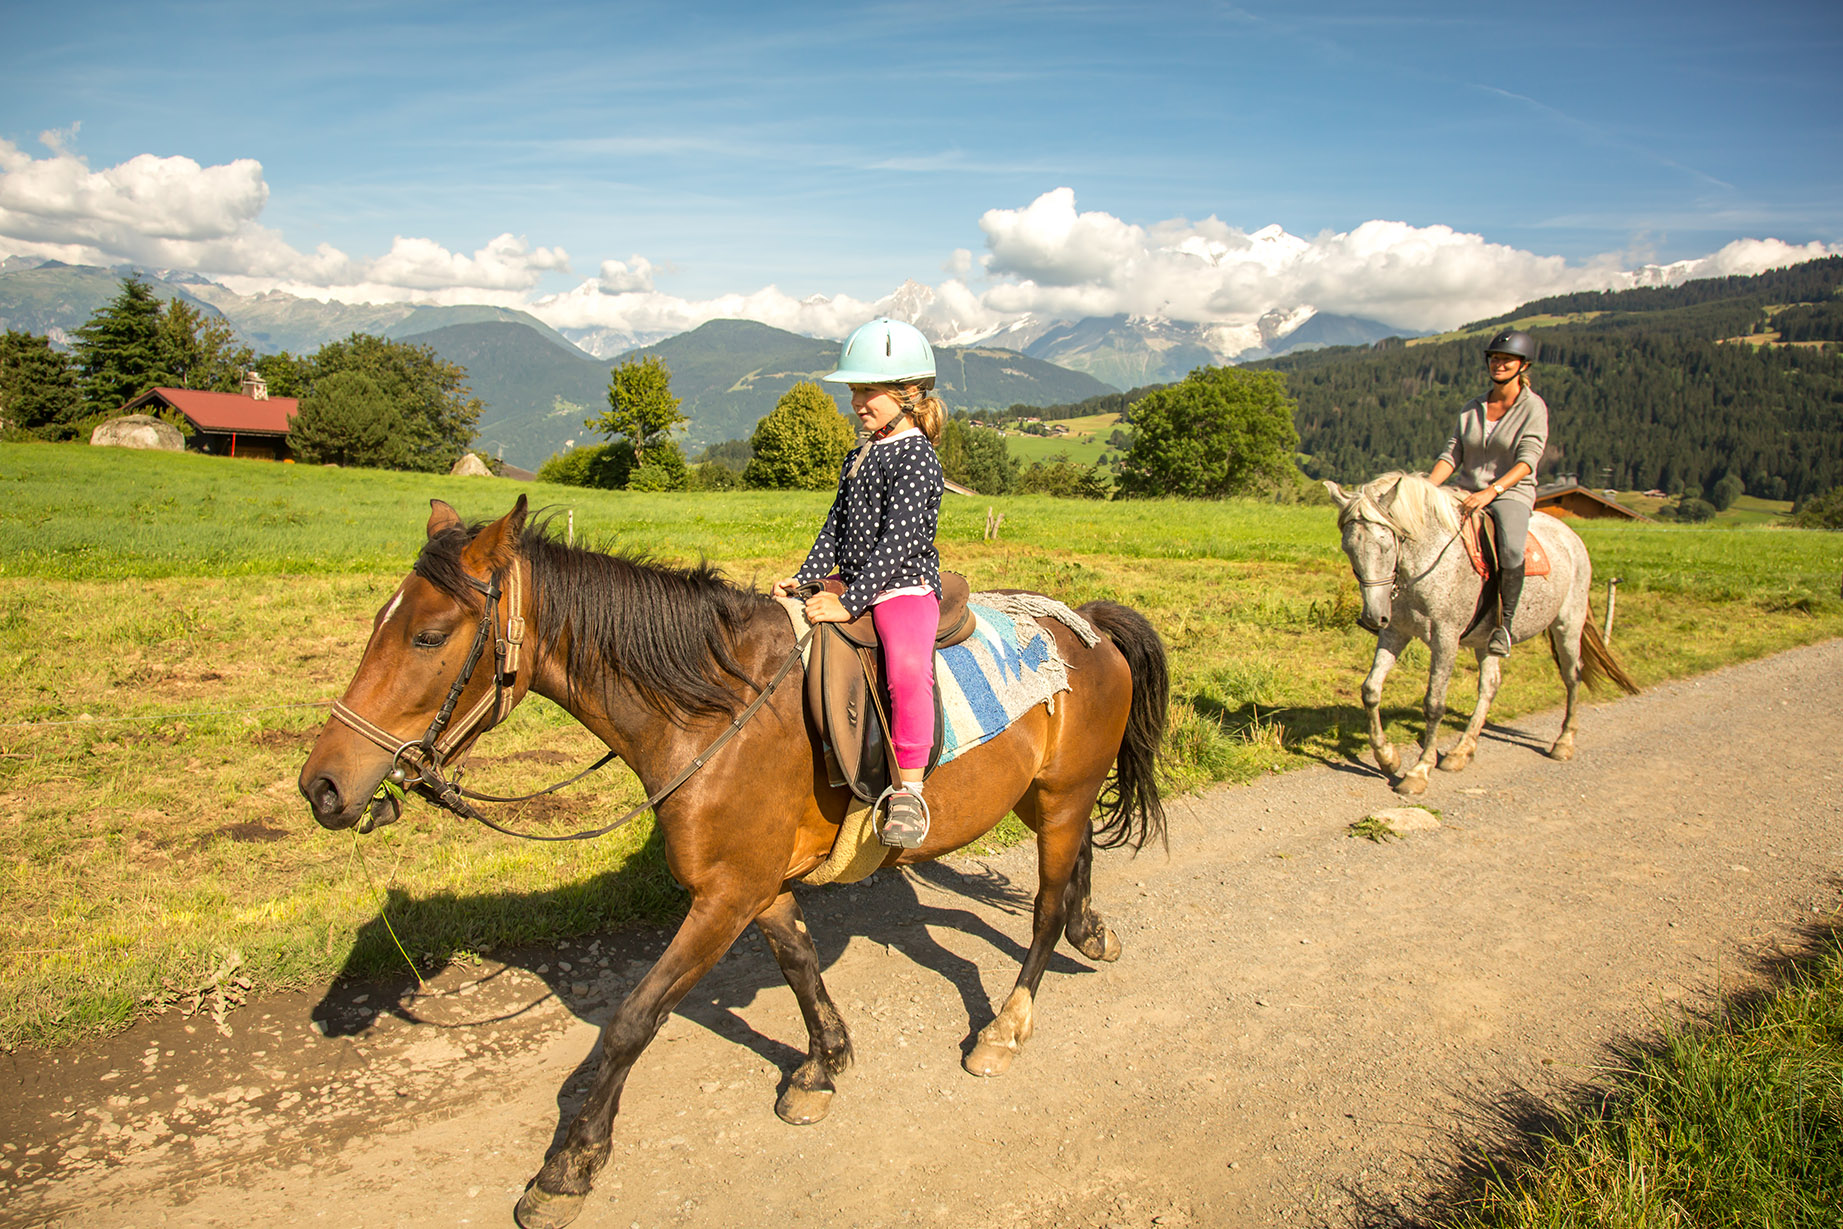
[[803, 592, 851, 624], [1460, 488, 1496, 517], [771, 577, 799, 598]]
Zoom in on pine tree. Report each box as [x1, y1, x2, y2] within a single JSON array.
[[72, 277, 175, 415]]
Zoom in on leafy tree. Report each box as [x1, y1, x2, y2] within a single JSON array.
[[744, 382, 854, 489], [1016, 453, 1112, 499], [1672, 497, 1717, 523], [253, 351, 312, 399], [1118, 367, 1301, 499], [160, 300, 254, 392], [0, 330, 83, 439], [939, 418, 1017, 494], [536, 441, 632, 489], [592, 354, 685, 463], [689, 462, 742, 491], [1711, 473, 1745, 511], [309, 334, 482, 472], [72, 276, 175, 415], [289, 371, 410, 469], [1793, 487, 1843, 529], [627, 439, 690, 491]]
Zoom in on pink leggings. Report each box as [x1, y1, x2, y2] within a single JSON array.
[[870, 593, 939, 771]]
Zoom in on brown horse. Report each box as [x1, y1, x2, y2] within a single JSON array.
[[298, 496, 1168, 1228]]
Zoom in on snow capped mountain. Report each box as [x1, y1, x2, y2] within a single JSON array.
[[555, 325, 679, 360]]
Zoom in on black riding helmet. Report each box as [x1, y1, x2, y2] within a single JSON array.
[[1484, 329, 1537, 363]]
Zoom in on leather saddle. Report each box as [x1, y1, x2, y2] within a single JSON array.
[[1460, 512, 1551, 640], [801, 572, 976, 804]]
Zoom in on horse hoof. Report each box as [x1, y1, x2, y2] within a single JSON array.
[[1549, 742, 1575, 762], [1393, 774, 1428, 797], [515, 1184, 586, 1229], [1437, 752, 1471, 773], [775, 1084, 834, 1125], [964, 1039, 1017, 1078], [1075, 927, 1122, 963]]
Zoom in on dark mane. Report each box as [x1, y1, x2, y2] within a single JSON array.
[[414, 516, 767, 723]]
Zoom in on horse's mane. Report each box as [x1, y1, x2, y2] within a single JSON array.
[[414, 516, 767, 723], [1340, 471, 1462, 541]]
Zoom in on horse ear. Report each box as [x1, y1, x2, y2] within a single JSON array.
[[1323, 480, 1354, 508], [462, 495, 528, 573], [427, 499, 463, 539]]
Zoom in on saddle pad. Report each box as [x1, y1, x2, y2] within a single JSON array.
[[1462, 513, 1552, 580], [936, 601, 1077, 763]]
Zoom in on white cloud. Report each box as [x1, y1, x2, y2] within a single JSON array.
[[965, 189, 1843, 334], [529, 280, 880, 345], [597, 255, 656, 293], [0, 136, 570, 300]]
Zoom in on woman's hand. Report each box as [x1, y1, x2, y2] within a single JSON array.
[[771, 577, 799, 598], [1459, 487, 1496, 518], [803, 592, 852, 624]]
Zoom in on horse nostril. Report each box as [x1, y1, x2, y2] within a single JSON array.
[[306, 775, 342, 815]]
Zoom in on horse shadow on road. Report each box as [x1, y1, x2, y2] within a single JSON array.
[[313, 829, 1101, 1155]]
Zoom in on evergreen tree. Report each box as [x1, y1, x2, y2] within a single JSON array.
[[72, 277, 174, 415], [744, 382, 854, 489], [0, 330, 83, 439], [1118, 367, 1301, 499], [289, 371, 410, 469]]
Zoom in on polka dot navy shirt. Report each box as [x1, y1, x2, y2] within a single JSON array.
[[793, 430, 943, 617]]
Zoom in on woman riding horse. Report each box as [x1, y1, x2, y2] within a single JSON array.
[[1427, 329, 1548, 658]]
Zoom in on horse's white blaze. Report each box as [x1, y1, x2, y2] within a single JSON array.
[[381, 587, 407, 626]]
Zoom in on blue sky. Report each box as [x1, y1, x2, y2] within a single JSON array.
[[2, 0, 1838, 338]]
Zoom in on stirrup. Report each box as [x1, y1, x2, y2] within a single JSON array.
[[1487, 625, 1513, 657], [876, 785, 930, 849]]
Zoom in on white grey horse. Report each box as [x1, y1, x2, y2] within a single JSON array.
[[1325, 472, 1639, 796]]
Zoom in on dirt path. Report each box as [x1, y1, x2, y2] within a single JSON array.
[[7, 639, 1842, 1229]]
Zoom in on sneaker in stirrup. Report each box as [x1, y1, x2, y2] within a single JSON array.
[[878, 788, 930, 849]]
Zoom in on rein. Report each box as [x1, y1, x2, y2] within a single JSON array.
[[1341, 499, 1467, 602], [331, 561, 812, 842]]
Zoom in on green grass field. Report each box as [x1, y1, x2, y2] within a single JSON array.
[[989, 412, 1122, 467], [3, 441, 1841, 1050]]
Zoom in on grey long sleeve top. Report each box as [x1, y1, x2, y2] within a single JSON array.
[[1435, 387, 1550, 506], [792, 430, 943, 617]]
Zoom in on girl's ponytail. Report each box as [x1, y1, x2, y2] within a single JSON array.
[[902, 383, 945, 447]]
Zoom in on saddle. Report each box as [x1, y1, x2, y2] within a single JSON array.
[[803, 572, 975, 805], [1460, 511, 1551, 641]]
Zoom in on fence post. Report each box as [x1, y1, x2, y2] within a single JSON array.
[[1603, 577, 1622, 642]]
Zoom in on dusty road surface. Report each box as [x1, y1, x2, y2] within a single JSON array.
[[6, 639, 1842, 1229]]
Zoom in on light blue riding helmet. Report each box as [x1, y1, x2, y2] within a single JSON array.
[[822, 318, 936, 385]]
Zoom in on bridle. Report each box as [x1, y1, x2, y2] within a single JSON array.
[[1339, 500, 1468, 610], [331, 564, 537, 829], [329, 562, 812, 842]]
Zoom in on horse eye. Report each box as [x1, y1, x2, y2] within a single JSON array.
[[413, 630, 449, 648]]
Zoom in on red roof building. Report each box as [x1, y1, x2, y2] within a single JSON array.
[[118, 373, 299, 460]]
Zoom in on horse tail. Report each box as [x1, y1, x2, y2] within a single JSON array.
[[1565, 611, 1642, 695], [1080, 601, 1169, 853]]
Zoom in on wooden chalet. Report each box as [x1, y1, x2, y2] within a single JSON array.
[[1533, 479, 1651, 522], [118, 373, 299, 461]]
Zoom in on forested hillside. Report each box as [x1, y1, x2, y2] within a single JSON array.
[[1252, 257, 1843, 499]]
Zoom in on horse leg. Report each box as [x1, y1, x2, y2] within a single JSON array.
[[516, 898, 756, 1229], [1397, 633, 1459, 797], [1548, 619, 1585, 761], [1440, 646, 1503, 773], [965, 792, 1092, 1077], [754, 889, 853, 1125], [1060, 827, 1121, 963], [1363, 628, 1411, 778]]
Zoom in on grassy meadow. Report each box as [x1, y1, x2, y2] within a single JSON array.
[[990, 412, 1122, 466], [3, 440, 1842, 1050]]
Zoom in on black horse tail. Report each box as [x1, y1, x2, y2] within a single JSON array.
[[1080, 601, 1169, 853]]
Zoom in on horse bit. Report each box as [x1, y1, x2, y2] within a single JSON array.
[[328, 564, 811, 842]]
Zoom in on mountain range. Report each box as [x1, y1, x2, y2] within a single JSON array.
[[0, 259, 1404, 468]]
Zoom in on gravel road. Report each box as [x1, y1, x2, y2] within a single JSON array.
[[6, 638, 1841, 1229]]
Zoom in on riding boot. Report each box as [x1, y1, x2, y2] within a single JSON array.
[[1490, 565, 1525, 657]]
